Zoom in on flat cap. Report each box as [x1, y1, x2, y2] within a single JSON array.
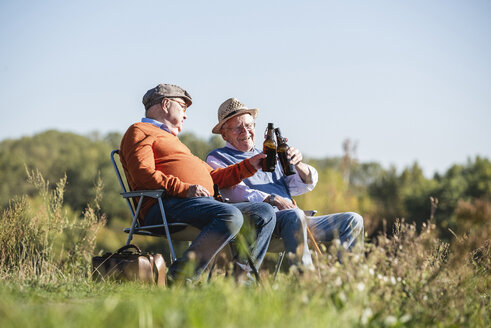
[[142, 84, 192, 110]]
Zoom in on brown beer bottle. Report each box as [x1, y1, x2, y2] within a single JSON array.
[[274, 127, 296, 176], [213, 184, 225, 202], [262, 123, 277, 172]]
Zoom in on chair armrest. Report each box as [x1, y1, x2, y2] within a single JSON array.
[[303, 210, 317, 216], [121, 189, 166, 199]]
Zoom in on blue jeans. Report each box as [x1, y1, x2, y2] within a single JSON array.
[[274, 210, 364, 265], [307, 212, 364, 250], [145, 197, 275, 282], [274, 208, 313, 268], [229, 202, 276, 274]]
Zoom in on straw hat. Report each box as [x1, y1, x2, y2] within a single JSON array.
[[212, 98, 259, 134]]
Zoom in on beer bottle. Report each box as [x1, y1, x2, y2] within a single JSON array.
[[213, 184, 225, 202], [274, 127, 296, 176], [262, 123, 277, 172]]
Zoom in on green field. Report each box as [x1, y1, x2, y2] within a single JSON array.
[[1, 231, 489, 328], [1, 179, 489, 328], [0, 138, 489, 327]]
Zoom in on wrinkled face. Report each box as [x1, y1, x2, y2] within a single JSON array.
[[221, 113, 256, 152], [163, 97, 187, 133]]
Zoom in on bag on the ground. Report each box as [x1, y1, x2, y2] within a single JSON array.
[[92, 244, 166, 286]]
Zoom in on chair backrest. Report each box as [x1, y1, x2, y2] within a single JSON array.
[[110, 149, 136, 219]]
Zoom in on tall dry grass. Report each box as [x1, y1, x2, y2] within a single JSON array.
[[293, 218, 490, 326], [0, 169, 106, 283]]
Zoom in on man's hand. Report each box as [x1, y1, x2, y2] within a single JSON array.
[[248, 153, 267, 170], [286, 146, 313, 184], [186, 184, 211, 198], [286, 147, 303, 166], [266, 194, 297, 210]]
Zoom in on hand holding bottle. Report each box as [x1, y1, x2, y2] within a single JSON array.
[[286, 147, 303, 166], [248, 152, 267, 170], [287, 147, 314, 184]]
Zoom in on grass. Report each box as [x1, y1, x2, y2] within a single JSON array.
[[0, 244, 488, 328], [0, 173, 489, 327]]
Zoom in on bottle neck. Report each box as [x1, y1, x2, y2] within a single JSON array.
[[275, 133, 285, 144]]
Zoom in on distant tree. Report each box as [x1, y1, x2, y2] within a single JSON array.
[[399, 163, 438, 225], [0, 130, 226, 221], [366, 157, 491, 238], [1, 131, 488, 242], [349, 162, 386, 187], [431, 157, 491, 237], [208, 135, 226, 153], [463, 156, 491, 199], [432, 164, 469, 232], [104, 132, 123, 150], [0, 130, 127, 220], [308, 157, 343, 171], [179, 132, 225, 160], [368, 166, 405, 220]]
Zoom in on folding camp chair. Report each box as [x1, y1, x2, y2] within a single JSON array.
[[110, 149, 260, 282]]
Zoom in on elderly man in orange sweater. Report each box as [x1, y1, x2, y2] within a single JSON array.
[[120, 84, 275, 284]]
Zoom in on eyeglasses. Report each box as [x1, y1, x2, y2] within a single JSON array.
[[225, 123, 256, 133], [165, 98, 188, 112]]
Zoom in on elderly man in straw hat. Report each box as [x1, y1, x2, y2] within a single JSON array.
[[206, 98, 364, 268], [120, 85, 276, 284]]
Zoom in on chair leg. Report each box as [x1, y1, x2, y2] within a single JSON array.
[[247, 253, 261, 285], [157, 198, 177, 263], [126, 196, 145, 246], [273, 252, 285, 281], [207, 256, 217, 283], [230, 234, 261, 285]]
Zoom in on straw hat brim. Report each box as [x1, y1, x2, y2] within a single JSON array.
[[211, 108, 259, 134]]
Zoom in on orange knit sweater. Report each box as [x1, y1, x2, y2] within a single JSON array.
[[120, 122, 257, 220]]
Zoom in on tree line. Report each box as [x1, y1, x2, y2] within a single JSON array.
[[0, 130, 489, 240]]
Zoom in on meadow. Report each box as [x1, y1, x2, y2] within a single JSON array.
[[0, 170, 489, 327]]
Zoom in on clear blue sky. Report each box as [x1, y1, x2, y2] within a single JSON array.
[[1, 0, 490, 176]]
